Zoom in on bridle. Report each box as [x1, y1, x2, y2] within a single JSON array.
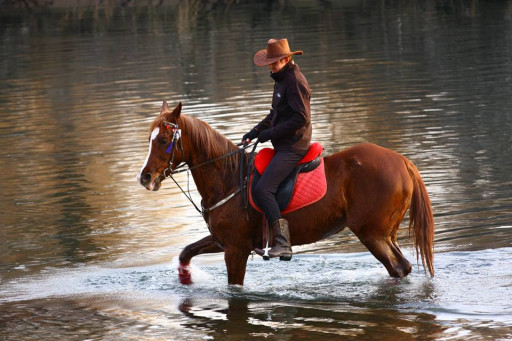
[[161, 120, 185, 178], [159, 120, 257, 216]]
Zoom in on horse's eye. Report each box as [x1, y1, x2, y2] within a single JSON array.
[[158, 138, 168, 145]]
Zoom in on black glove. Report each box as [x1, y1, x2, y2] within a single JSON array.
[[258, 129, 272, 143], [242, 130, 258, 144]]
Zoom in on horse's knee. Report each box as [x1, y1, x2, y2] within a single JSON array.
[[179, 245, 193, 265], [179, 235, 223, 265]]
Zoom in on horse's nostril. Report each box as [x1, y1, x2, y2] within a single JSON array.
[[140, 173, 152, 185]]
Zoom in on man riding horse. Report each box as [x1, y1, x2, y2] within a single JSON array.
[[242, 38, 311, 261]]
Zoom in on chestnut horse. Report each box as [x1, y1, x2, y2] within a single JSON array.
[[138, 102, 434, 285]]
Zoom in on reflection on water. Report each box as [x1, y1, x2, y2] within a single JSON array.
[[1, 0, 512, 340], [1, 250, 511, 340]]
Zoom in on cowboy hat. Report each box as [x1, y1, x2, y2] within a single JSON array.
[[254, 38, 303, 67]]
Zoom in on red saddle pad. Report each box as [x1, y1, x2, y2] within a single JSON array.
[[249, 158, 327, 214]]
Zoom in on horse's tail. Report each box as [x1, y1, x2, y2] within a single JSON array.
[[404, 158, 435, 277]]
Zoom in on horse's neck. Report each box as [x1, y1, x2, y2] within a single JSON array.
[[183, 126, 240, 205], [189, 155, 240, 207]]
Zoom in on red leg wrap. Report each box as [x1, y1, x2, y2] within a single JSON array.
[[178, 263, 192, 285]]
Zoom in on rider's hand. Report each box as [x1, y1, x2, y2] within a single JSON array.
[[242, 130, 258, 145]]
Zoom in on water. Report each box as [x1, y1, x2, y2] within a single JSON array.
[[1, 1, 511, 339], [1, 249, 511, 340]]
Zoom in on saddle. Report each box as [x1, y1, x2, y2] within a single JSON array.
[[249, 142, 327, 214]]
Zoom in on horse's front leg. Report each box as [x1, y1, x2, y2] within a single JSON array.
[[178, 235, 223, 284], [224, 246, 251, 285]]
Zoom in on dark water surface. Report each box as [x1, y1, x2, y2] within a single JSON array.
[[1, 1, 511, 340]]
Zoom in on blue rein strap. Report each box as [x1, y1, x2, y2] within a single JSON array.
[[165, 125, 180, 154], [165, 140, 174, 154]]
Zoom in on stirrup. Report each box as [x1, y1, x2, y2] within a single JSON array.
[[253, 241, 271, 261], [253, 247, 292, 261], [262, 241, 270, 261]]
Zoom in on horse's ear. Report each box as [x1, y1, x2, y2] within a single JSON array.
[[161, 101, 170, 114], [171, 102, 182, 119]]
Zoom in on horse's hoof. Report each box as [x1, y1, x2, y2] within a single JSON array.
[[178, 263, 192, 285]]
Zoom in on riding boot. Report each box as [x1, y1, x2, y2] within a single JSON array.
[[268, 218, 293, 261], [254, 218, 293, 261]]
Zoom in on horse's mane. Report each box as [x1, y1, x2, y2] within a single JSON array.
[[180, 114, 240, 167], [150, 112, 239, 170]]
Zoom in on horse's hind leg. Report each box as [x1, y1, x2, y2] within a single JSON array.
[[354, 229, 412, 278], [178, 235, 223, 284]]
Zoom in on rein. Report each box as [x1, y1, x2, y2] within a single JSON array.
[[161, 120, 258, 216]]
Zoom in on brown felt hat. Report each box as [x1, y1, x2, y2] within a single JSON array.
[[254, 38, 303, 66]]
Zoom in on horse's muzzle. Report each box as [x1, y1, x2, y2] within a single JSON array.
[[138, 172, 162, 191], [139, 172, 152, 186]]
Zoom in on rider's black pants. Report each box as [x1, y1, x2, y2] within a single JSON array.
[[252, 150, 306, 223]]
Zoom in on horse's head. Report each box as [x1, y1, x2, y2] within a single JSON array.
[[137, 101, 185, 191]]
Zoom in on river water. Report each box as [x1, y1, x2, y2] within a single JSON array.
[[1, 1, 511, 340]]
